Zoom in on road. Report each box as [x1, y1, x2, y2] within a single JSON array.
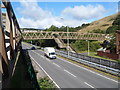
[[22, 43, 119, 89]]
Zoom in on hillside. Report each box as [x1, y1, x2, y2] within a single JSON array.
[[78, 13, 118, 33]]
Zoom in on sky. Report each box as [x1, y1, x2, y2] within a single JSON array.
[[7, 0, 119, 29]]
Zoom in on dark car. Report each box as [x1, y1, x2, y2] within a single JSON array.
[[31, 47, 36, 50]]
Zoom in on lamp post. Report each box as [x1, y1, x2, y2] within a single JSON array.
[[88, 40, 89, 56], [86, 40, 89, 56], [67, 26, 69, 57]]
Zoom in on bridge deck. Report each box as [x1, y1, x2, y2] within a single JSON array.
[[22, 31, 111, 41]]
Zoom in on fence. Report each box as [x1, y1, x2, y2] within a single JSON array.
[[0, 1, 22, 86], [22, 49, 40, 89], [56, 50, 120, 77], [97, 51, 120, 60]]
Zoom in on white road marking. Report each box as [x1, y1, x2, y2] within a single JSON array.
[[32, 51, 41, 56], [46, 58, 51, 62], [57, 57, 118, 83], [64, 69, 77, 78], [40, 55, 44, 58], [24, 43, 118, 83], [29, 55, 61, 89], [84, 82, 95, 89], [53, 63, 61, 68], [32, 51, 51, 62]]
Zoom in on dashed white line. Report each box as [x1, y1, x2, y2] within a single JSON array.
[[33, 49, 118, 83], [84, 82, 95, 88], [32, 51, 51, 62], [57, 57, 118, 83], [29, 55, 61, 89], [53, 63, 61, 68], [25, 44, 118, 85], [64, 69, 77, 78]]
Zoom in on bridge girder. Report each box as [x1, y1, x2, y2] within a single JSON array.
[[22, 31, 111, 41], [0, 1, 22, 78]]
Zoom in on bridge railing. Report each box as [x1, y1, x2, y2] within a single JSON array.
[[0, 1, 22, 79], [56, 49, 120, 76], [22, 31, 111, 41]]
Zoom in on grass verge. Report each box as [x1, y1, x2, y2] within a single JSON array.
[[38, 76, 56, 89]]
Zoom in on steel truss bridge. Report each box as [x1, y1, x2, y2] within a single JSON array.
[[0, 0, 113, 86], [22, 31, 111, 41], [22, 31, 111, 52], [0, 0, 22, 85]]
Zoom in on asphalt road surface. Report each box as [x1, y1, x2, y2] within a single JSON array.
[[22, 43, 119, 89]]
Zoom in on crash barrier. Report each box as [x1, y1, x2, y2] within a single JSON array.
[[56, 50, 120, 77]]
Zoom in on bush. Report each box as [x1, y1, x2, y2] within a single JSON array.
[[71, 40, 101, 52], [89, 29, 106, 34], [90, 41, 101, 52], [71, 40, 87, 52], [38, 77, 56, 89], [106, 26, 119, 34]]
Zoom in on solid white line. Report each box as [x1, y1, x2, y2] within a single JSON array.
[[32, 51, 41, 56], [34, 50, 53, 61], [32, 51, 50, 62], [57, 57, 118, 83], [46, 58, 51, 62], [84, 82, 95, 88], [53, 63, 61, 68], [24, 43, 118, 83], [64, 69, 77, 78], [29, 55, 61, 89], [41, 55, 44, 58]]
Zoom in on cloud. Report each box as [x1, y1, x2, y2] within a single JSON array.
[[62, 4, 106, 20], [19, 17, 63, 29], [18, 1, 62, 29], [17, 2, 106, 29], [9, 0, 120, 2]]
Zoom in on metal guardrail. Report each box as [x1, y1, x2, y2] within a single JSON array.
[[56, 50, 120, 77]]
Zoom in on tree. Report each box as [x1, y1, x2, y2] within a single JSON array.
[[108, 33, 116, 53], [47, 25, 59, 31], [106, 14, 120, 34]]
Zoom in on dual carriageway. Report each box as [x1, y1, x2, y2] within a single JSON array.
[[0, 0, 119, 89], [22, 43, 119, 89]]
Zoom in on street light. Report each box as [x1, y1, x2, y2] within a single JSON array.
[[88, 40, 89, 56], [86, 40, 89, 56], [67, 26, 69, 57], [60, 18, 69, 57]]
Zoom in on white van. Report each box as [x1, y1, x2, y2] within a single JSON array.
[[44, 47, 56, 59]]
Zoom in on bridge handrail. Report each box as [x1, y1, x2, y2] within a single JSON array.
[[0, 0, 22, 79], [22, 31, 111, 41]]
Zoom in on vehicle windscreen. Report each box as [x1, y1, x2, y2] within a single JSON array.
[[50, 52, 55, 55]]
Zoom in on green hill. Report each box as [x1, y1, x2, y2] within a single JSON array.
[[78, 13, 119, 33]]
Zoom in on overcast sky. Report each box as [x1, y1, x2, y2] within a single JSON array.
[[9, 0, 119, 29]]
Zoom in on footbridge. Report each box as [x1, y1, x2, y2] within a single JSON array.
[[22, 30, 111, 41], [0, 1, 22, 87], [0, 0, 119, 89], [22, 30, 111, 52]]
